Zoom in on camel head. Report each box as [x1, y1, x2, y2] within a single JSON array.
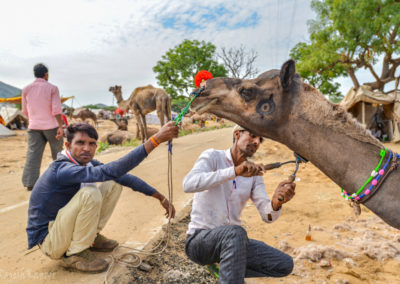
[[190, 60, 302, 140], [109, 85, 122, 96], [109, 85, 125, 104]]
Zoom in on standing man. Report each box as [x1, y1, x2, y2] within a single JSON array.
[[22, 63, 64, 191], [183, 125, 296, 283], [27, 121, 179, 273]]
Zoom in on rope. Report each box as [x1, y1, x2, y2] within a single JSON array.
[[104, 190, 174, 283], [104, 149, 175, 284], [104, 87, 204, 283], [173, 87, 204, 126]]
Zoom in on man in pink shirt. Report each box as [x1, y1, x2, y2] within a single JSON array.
[[22, 63, 64, 191]]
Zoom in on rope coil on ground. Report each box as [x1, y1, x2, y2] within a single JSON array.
[[104, 145, 175, 284]]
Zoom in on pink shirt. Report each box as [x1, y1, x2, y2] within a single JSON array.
[[22, 78, 62, 130]]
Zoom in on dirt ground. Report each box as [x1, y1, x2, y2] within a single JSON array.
[[0, 119, 400, 283]]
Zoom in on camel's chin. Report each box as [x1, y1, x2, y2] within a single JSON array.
[[192, 98, 218, 114]]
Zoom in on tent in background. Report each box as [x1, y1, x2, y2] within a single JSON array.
[[0, 96, 73, 104], [0, 123, 15, 138], [0, 95, 73, 129], [340, 85, 400, 142], [0, 106, 28, 129]]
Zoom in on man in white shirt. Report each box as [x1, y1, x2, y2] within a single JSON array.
[[183, 125, 296, 283]]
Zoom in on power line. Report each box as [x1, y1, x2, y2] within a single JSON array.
[[274, 0, 280, 68], [287, 0, 298, 59]]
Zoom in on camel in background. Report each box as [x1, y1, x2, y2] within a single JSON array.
[[186, 111, 210, 128], [100, 130, 134, 145], [110, 117, 128, 131], [109, 85, 171, 143], [191, 59, 400, 231], [72, 109, 97, 127]]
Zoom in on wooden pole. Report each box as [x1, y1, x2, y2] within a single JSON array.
[[362, 101, 365, 125]]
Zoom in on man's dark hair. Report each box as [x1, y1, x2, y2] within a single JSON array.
[[33, 63, 49, 78], [66, 123, 98, 142]]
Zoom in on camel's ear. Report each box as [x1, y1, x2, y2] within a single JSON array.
[[280, 59, 296, 89]]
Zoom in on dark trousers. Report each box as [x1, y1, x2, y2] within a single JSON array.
[[185, 225, 293, 284], [22, 128, 63, 187]]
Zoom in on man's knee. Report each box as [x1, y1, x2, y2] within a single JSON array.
[[80, 186, 102, 206], [224, 225, 248, 247], [277, 254, 294, 276], [99, 180, 122, 192], [99, 180, 122, 195], [228, 225, 247, 237]]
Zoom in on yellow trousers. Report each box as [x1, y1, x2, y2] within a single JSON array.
[[40, 181, 122, 259]]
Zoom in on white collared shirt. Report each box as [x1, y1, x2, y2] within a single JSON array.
[[183, 148, 281, 235]]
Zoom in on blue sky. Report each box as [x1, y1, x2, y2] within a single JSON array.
[[0, 0, 363, 106]]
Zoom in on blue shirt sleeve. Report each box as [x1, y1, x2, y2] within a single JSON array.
[[55, 145, 148, 185], [115, 174, 156, 196]]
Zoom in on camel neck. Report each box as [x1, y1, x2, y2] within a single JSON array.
[[279, 116, 400, 229], [280, 117, 386, 194]]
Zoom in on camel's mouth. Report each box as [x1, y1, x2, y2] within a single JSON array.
[[191, 98, 218, 114]]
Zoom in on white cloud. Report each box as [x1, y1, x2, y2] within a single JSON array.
[[1, 0, 316, 106]]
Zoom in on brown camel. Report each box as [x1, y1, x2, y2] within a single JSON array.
[[109, 85, 171, 142], [100, 130, 134, 145], [110, 117, 128, 131], [187, 111, 209, 128], [73, 109, 97, 127], [190, 59, 400, 230]]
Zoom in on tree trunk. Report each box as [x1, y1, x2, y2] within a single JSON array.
[[347, 67, 360, 89]]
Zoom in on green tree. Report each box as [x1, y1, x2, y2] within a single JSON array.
[[171, 97, 189, 113], [153, 39, 227, 99], [290, 0, 400, 102]]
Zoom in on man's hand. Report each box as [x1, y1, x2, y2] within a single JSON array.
[[55, 126, 63, 140], [153, 121, 179, 143], [234, 161, 265, 177], [160, 198, 176, 219], [271, 180, 296, 210]]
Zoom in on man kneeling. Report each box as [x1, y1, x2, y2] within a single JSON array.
[[183, 125, 295, 283], [26, 122, 178, 273]]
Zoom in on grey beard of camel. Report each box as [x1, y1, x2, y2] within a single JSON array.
[[190, 60, 400, 230]]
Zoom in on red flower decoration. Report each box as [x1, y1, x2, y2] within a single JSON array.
[[114, 107, 125, 115], [194, 70, 213, 88]]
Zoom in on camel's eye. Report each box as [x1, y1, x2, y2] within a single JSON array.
[[256, 94, 275, 119], [239, 87, 255, 102], [260, 103, 271, 113]]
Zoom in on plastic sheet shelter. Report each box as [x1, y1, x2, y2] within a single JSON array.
[[0, 123, 15, 138]]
